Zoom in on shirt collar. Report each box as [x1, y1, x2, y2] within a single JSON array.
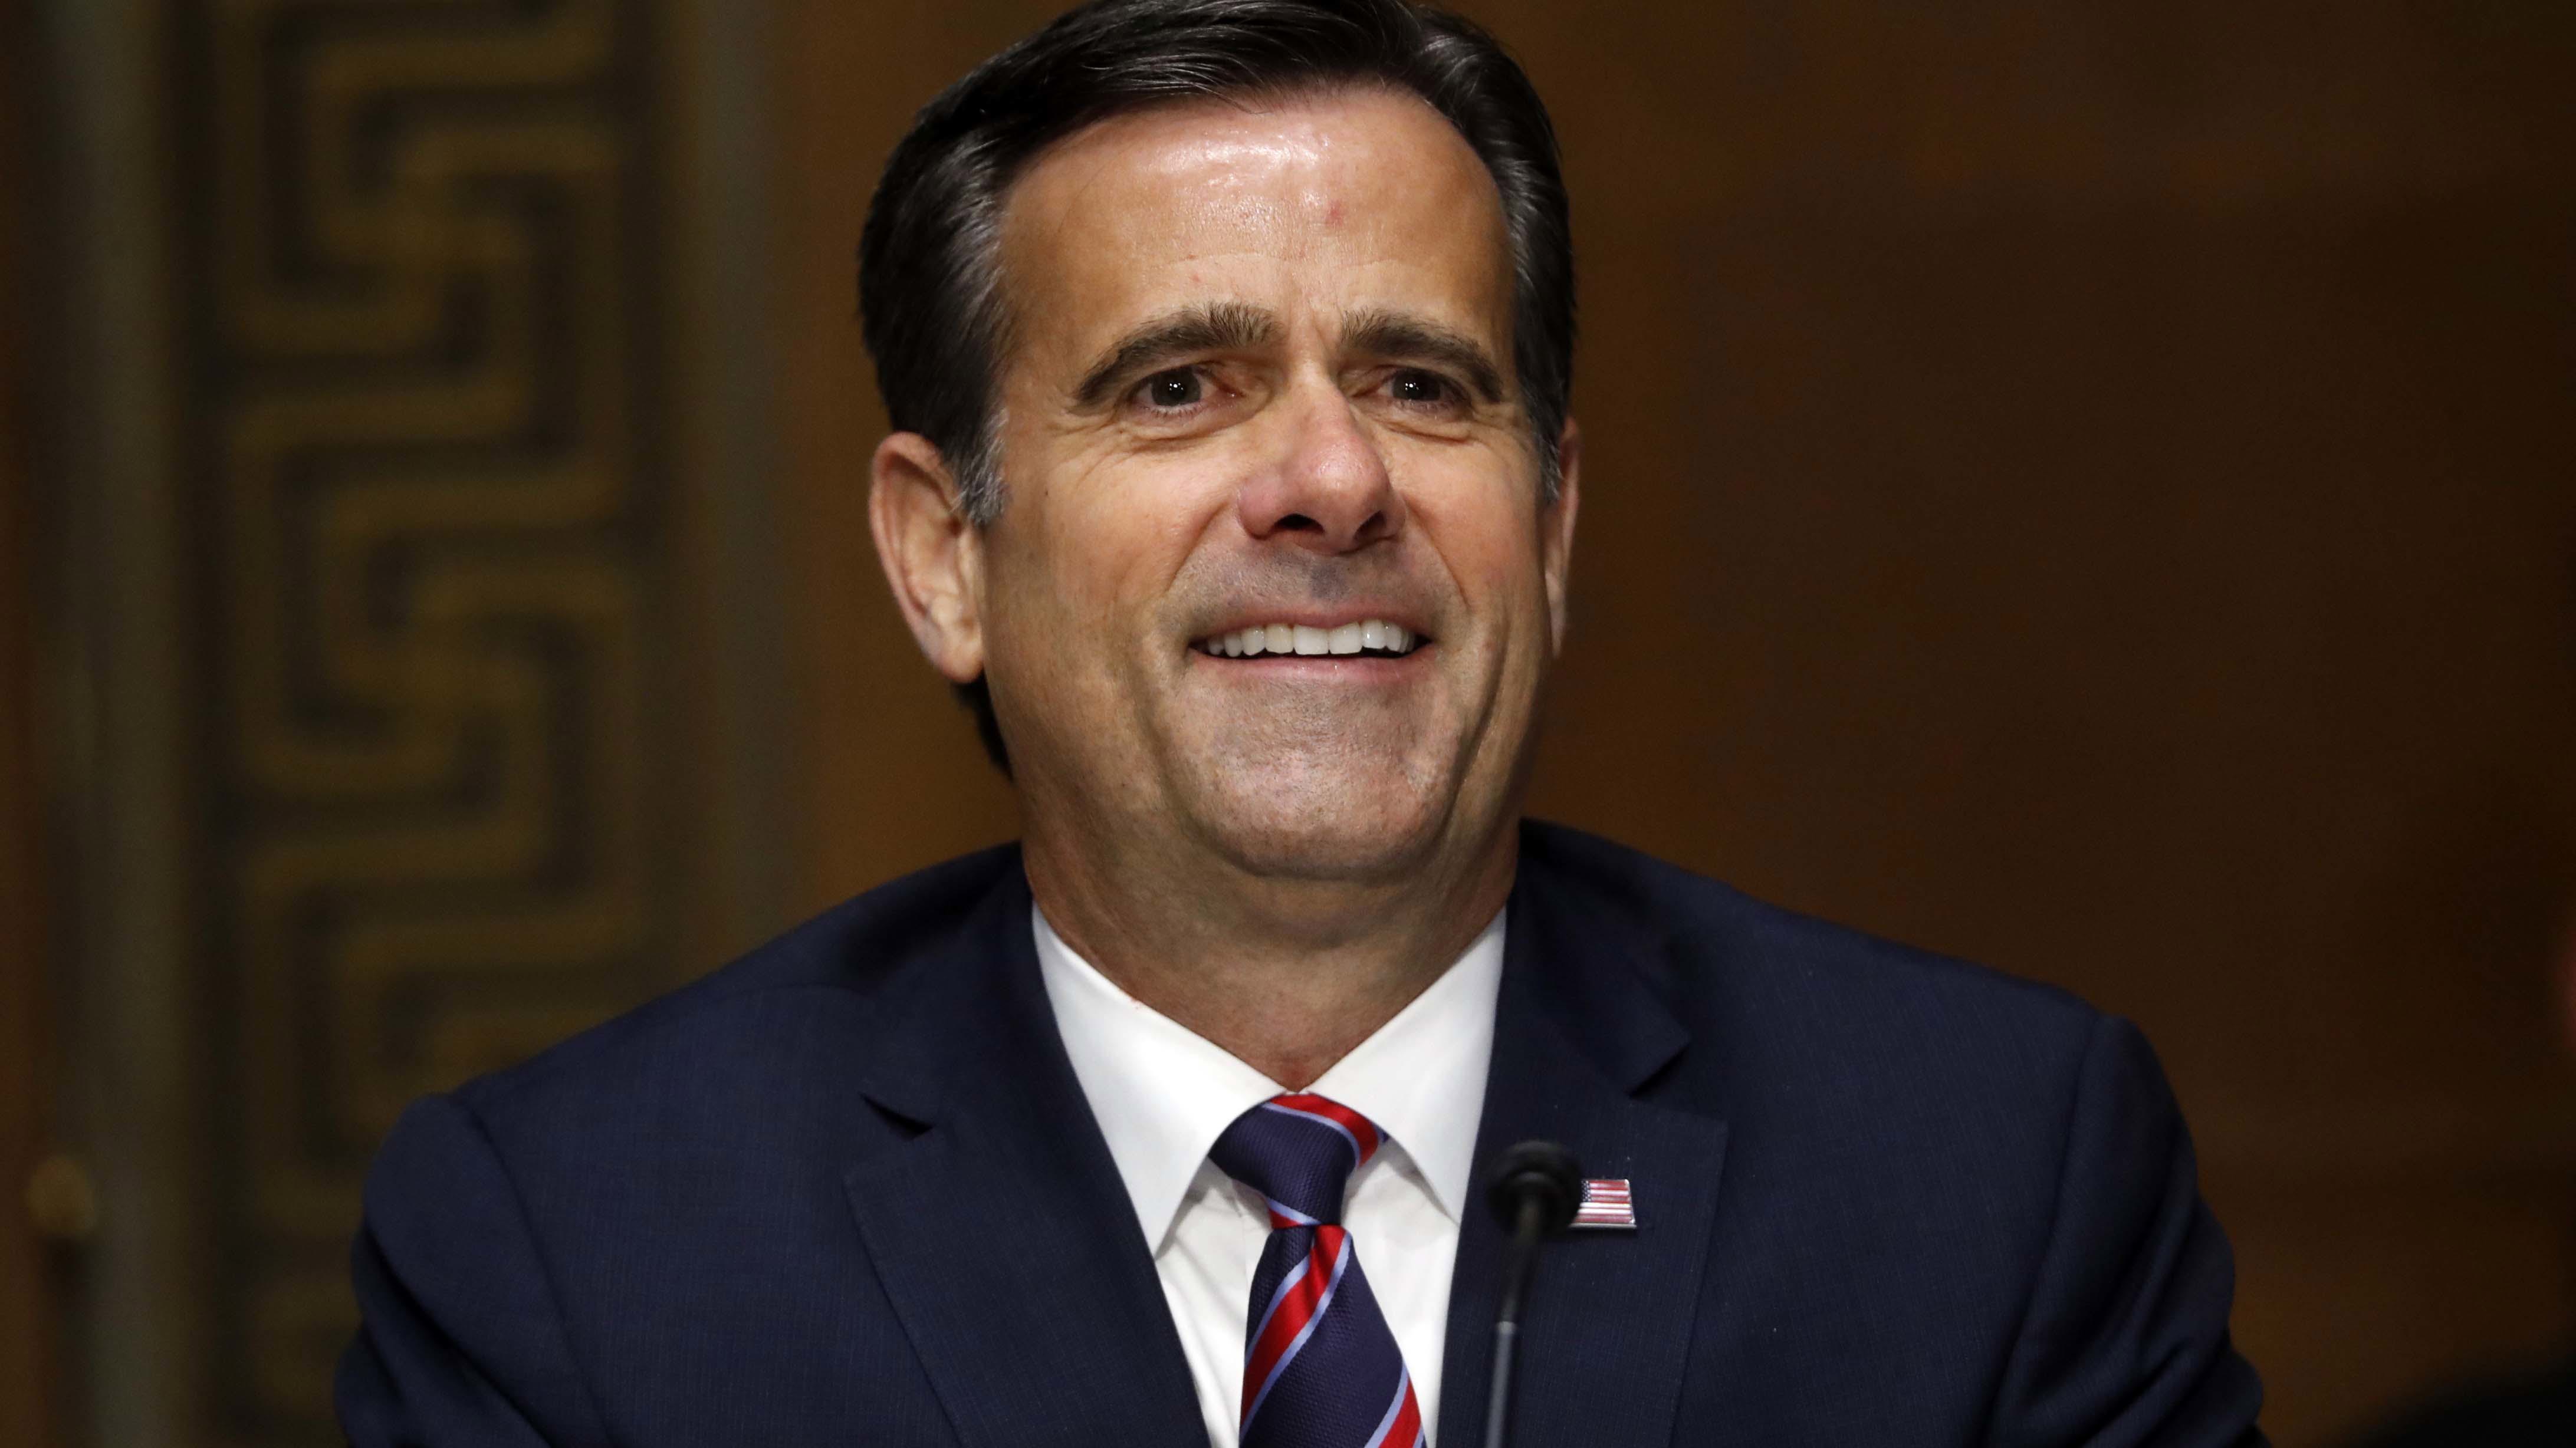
[[1033, 903, 1504, 1249]]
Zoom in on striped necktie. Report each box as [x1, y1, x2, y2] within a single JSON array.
[[1208, 1092, 1427, 1448]]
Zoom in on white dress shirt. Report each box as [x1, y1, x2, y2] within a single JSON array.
[[1034, 905, 1505, 1448]]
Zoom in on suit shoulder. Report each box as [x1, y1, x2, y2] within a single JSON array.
[[446, 843, 1021, 1123], [1520, 820, 2103, 1050], [1520, 822, 2147, 1223]]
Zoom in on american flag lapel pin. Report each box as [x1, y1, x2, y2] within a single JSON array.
[[1571, 1177, 1636, 1230]]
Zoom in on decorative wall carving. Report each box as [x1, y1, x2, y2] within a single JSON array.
[[175, 0, 692, 1435]]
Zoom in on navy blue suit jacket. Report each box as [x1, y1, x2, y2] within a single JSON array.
[[339, 823, 2264, 1445]]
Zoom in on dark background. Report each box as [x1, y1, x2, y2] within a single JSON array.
[[6, 1, 2573, 1443]]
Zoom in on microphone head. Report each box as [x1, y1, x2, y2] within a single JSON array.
[[1484, 1140, 1585, 1235]]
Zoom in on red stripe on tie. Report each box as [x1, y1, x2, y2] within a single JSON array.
[[1241, 1225, 1345, 1424], [1271, 1092, 1382, 1163], [1365, 1369, 1425, 1448]]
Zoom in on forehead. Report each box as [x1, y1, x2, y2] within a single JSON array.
[[994, 86, 1513, 367]]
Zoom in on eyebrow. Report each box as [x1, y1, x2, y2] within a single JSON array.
[[1068, 300, 1513, 413], [1340, 308, 1507, 404], [1070, 301, 1282, 410]]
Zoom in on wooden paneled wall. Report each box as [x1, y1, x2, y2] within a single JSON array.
[[3, 0, 64, 1439], [32, 1, 796, 1441], [773, 2, 1043, 890], [775, 4, 2576, 1443]]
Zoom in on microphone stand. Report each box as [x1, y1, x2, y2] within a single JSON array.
[[1480, 1141, 1582, 1448]]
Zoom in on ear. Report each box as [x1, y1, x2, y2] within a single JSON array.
[[1540, 417, 1582, 654], [868, 432, 987, 684]]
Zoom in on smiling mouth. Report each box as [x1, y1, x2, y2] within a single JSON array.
[[1192, 619, 1425, 659]]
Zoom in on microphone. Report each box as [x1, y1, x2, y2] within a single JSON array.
[[1480, 1140, 1583, 1448]]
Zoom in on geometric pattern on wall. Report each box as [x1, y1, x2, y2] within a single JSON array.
[[174, 1, 685, 1437]]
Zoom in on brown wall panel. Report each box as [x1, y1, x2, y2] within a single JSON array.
[[3, 0, 64, 1436], [773, 0, 1047, 912], [34, 0, 806, 1438]]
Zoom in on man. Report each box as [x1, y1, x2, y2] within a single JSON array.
[[339, 1, 2265, 1444]]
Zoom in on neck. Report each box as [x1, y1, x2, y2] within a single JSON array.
[[1023, 821, 1517, 1088]]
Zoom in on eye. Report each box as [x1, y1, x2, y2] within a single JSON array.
[[1134, 367, 1205, 410], [1386, 368, 1456, 409]]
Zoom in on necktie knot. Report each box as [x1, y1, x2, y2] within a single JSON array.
[[1209, 1093, 1384, 1226], [1209, 1093, 1425, 1447]]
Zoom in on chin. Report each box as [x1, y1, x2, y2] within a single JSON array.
[[1182, 768, 1453, 883]]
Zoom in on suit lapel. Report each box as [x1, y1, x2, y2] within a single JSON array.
[[1439, 853, 1730, 1448], [841, 867, 1209, 1448]]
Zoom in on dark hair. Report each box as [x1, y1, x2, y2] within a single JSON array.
[[859, 0, 1575, 772]]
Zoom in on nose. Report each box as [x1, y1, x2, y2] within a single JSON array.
[[1235, 385, 1405, 553]]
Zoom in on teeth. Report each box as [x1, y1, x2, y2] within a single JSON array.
[[1198, 619, 1424, 659]]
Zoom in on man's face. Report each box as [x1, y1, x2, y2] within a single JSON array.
[[972, 86, 1576, 883]]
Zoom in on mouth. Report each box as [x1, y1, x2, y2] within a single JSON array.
[[1191, 618, 1427, 660]]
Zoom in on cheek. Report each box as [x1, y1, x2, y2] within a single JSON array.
[[1036, 450, 1243, 608], [1404, 473, 1549, 614], [1087, 450, 1247, 587]]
